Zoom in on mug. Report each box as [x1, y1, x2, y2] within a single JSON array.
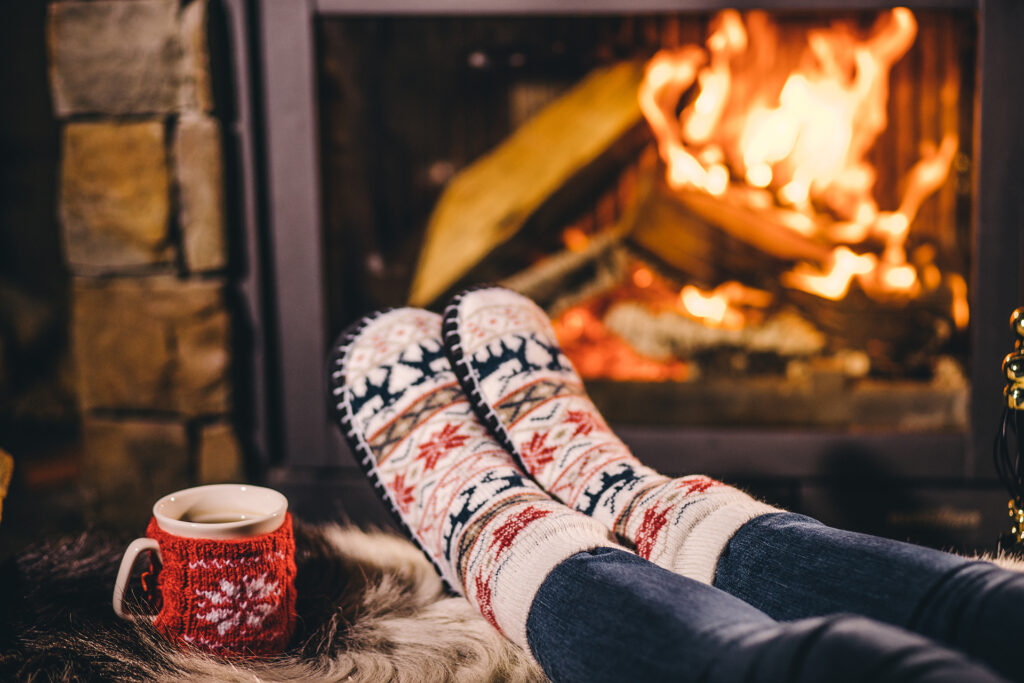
[[113, 484, 297, 657]]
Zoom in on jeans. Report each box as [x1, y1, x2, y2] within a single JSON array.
[[525, 519, 1020, 683], [716, 512, 1024, 682]]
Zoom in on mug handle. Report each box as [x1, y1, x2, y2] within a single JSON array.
[[113, 538, 161, 621]]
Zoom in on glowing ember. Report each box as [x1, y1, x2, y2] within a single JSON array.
[[553, 300, 690, 382], [637, 8, 966, 322], [632, 266, 654, 288], [562, 227, 590, 252]]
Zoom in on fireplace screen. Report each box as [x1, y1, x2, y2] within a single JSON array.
[[317, 9, 976, 432]]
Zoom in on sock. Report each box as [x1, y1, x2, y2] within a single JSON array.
[[329, 307, 621, 651], [442, 286, 779, 584]]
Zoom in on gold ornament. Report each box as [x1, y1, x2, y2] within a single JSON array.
[[1008, 385, 1024, 411], [1012, 307, 1024, 340], [1009, 500, 1024, 543], [1006, 353, 1024, 383]]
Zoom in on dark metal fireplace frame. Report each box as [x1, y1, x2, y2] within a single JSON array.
[[221, 0, 1023, 523]]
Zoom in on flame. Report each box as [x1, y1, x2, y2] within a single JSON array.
[[782, 247, 877, 301], [638, 8, 966, 323], [680, 286, 733, 327], [948, 273, 969, 330], [679, 281, 771, 329]]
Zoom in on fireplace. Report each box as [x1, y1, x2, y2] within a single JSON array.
[[318, 8, 973, 431], [228, 0, 1023, 549]]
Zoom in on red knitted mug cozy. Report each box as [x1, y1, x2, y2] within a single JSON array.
[[144, 512, 297, 657]]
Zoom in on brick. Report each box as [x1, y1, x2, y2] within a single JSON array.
[[60, 121, 173, 272], [175, 114, 227, 271], [179, 0, 214, 113], [197, 421, 245, 484], [72, 276, 231, 416], [81, 417, 190, 523], [48, 0, 182, 116]]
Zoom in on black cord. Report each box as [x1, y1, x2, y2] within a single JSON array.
[[994, 406, 1024, 554], [994, 407, 1023, 502]]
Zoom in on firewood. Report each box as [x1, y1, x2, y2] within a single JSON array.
[[786, 283, 958, 370], [499, 230, 627, 309], [409, 61, 649, 306], [602, 300, 826, 360], [627, 174, 832, 285]]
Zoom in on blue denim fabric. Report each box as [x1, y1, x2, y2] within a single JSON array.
[[715, 512, 1024, 682], [526, 548, 1004, 683]]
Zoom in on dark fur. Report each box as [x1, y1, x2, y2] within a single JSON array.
[[0, 521, 545, 682]]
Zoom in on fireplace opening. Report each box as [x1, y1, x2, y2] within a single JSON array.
[[318, 8, 976, 433]]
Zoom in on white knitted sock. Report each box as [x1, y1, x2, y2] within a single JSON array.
[[443, 286, 779, 584], [329, 307, 621, 649]]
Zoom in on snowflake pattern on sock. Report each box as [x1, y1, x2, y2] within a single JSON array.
[[329, 308, 620, 650], [443, 286, 778, 584]]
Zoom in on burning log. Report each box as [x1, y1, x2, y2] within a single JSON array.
[[786, 284, 960, 372], [602, 301, 825, 361], [627, 172, 829, 287], [499, 230, 628, 313], [409, 61, 650, 306]]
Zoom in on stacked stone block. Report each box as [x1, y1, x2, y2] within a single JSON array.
[[48, 0, 244, 518]]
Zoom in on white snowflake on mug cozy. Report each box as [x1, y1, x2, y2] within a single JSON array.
[[194, 573, 282, 636]]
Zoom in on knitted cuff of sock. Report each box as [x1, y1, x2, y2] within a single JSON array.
[[672, 502, 779, 585], [484, 513, 623, 653], [146, 513, 298, 656]]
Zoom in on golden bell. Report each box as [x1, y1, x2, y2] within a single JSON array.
[[1012, 307, 1024, 339], [1005, 353, 1024, 383], [1007, 384, 1024, 410]]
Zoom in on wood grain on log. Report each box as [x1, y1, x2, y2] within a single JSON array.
[[409, 61, 648, 306], [626, 175, 817, 287]]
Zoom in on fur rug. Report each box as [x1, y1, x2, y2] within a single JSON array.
[[3, 521, 1023, 682], [0, 520, 545, 682]]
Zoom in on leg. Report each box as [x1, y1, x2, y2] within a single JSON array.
[[716, 512, 1024, 682], [528, 547, 1006, 683], [330, 308, 622, 649], [330, 307, 1005, 683], [443, 287, 1024, 679], [443, 286, 776, 583]]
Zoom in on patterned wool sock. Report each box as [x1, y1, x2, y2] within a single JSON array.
[[329, 307, 621, 652], [442, 286, 779, 584]]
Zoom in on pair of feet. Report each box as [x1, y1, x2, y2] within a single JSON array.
[[330, 286, 775, 650]]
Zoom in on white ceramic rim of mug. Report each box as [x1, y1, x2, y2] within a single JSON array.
[[152, 484, 287, 539]]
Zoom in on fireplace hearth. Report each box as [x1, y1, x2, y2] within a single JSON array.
[[225, 0, 1023, 552]]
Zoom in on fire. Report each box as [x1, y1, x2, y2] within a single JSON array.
[[678, 281, 771, 329], [782, 247, 877, 301], [638, 8, 965, 321], [553, 299, 691, 382], [680, 286, 732, 327]]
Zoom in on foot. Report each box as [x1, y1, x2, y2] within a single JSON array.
[[328, 307, 619, 648], [442, 286, 777, 583]]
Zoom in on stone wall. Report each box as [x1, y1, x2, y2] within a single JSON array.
[[48, 0, 244, 518]]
